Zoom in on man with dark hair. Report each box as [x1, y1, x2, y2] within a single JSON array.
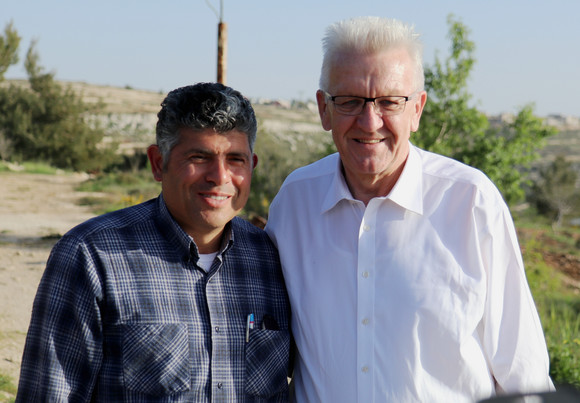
[[17, 82, 291, 402]]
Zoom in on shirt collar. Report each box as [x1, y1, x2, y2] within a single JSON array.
[[321, 144, 424, 215], [321, 154, 356, 213], [387, 144, 423, 215]]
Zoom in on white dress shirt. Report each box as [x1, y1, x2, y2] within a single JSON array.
[[266, 144, 554, 403]]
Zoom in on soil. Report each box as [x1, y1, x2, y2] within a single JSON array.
[[0, 172, 96, 388]]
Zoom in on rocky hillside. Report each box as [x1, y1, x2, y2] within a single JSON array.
[[67, 80, 578, 167], [63, 80, 332, 157], [7, 79, 580, 166]]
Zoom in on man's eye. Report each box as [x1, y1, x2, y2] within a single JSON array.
[[338, 99, 362, 107], [377, 99, 399, 109], [336, 98, 363, 110], [229, 157, 247, 165]]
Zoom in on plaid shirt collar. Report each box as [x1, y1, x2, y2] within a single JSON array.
[[156, 194, 234, 263]]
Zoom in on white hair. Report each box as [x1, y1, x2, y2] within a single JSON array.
[[319, 16, 424, 92]]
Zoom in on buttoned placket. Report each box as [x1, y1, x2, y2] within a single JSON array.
[[206, 254, 230, 400], [356, 199, 379, 402]]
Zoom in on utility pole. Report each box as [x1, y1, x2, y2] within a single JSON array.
[[217, 18, 227, 84], [206, 0, 227, 84]]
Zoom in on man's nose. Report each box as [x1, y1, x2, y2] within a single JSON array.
[[206, 158, 230, 185], [357, 101, 385, 132]]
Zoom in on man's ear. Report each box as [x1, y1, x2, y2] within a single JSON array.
[[147, 145, 164, 182], [316, 90, 332, 131], [411, 90, 428, 133], [252, 153, 258, 170]]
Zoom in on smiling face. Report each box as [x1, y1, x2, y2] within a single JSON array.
[[317, 47, 427, 203], [148, 127, 256, 253]]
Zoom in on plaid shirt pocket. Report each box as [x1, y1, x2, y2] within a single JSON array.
[[122, 323, 191, 396], [245, 328, 290, 398]]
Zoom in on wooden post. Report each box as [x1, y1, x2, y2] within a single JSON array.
[[217, 22, 227, 84]]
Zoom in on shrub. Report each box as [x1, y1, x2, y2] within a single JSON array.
[[0, 25, 120, 172]]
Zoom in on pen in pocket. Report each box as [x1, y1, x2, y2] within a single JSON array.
[[246, 313, 254, 342]]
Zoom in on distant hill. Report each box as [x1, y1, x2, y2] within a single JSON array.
[[5, 79, 579, 167], [32, 80, 334, 157], [4, 79, 165, 114]]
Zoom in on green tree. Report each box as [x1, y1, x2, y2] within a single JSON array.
[[416, 15, 556, 205], [415, 15, 488, 156], [247, 126, 321, 219], [0, 22, 21, 159], [247, 128, 287, 219], [0, 21, 20, 80], [529, 155, 580, 228], [0, 23, 119, 171]]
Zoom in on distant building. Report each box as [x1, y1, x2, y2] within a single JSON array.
[[545, 114, 580, 130], [487, 113, 515, 128], [488, 113, 580, 131]]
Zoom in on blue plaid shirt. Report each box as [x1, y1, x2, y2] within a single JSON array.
[[16, 196, 291, 402]]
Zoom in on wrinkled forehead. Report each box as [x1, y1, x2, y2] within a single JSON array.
[[328, 48, 417, 95]]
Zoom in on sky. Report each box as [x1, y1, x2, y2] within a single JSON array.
[[2, 0, 579, 117]]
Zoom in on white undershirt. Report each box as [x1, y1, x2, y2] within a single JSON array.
[[197, 252, 218, 272]]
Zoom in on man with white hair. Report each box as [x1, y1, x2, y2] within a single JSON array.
[[266, 17, 554, 402]]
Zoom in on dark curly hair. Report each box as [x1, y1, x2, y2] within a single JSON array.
[[155, 82, 257, 165]]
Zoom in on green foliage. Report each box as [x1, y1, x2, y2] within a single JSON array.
[[457, 106, 556, 204], [0, 159, 62, 175], [416, 15, 487, 156], [523, 238, 563, 296], [0, 21, 20, 80], [0, 372, 17, 401], [20, 161, 60, 174], [519, 223, 580, 389], [529, 155, 580, 228], [247, 129, 297, 218], [416, 15, 556, 205], [543, 301, 580, 388], [246, 125, 333, 218], [76, 168, 161, 214], [0, 24, 119, 172]]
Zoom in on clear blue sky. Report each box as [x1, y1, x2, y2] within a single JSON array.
[[3, 0, 579, 117]]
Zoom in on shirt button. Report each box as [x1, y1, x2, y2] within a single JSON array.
[[362, 366, 369, 373], [362, 271, 369, 278], [215, 326, 220, 333], [363, 224, 371, 232], [362, 318, 369, 326], [217, 382, 223, 389]]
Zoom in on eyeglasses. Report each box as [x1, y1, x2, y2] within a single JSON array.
[[324, 91, 417, 116]]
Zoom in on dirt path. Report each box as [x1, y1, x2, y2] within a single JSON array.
[[0, 172, 96, 388]]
